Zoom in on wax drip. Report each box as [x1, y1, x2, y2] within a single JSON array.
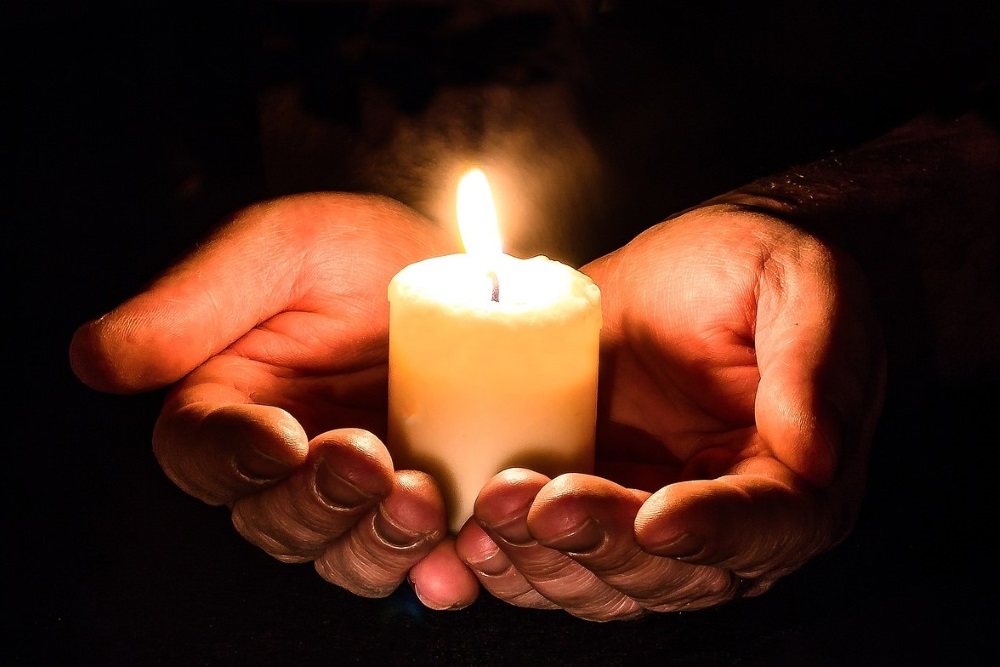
[[487, 271, 500, 302]]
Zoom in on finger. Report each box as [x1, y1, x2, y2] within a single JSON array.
[[473, 469, 638, 621], [754, 235, 884, 486], [455, 519, 558, 611], [529, 474, 730, 613], [68, 193, 449, 393], [314, 470, 446, 598], [634, 458, 827, 585], [230, 429, 394, 562], [407, 537, 481, 610], [153, 397, 310, 506], [68, 199, 309, 393]]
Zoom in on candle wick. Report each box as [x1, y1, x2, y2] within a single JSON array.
[[487, 271, 500, 302]]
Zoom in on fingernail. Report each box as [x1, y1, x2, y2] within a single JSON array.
[[465, 542, 509, 576], [540, 517, 605, 554], [374, 506, 433, 548], [485, 515, 535, 546], [236, 446, 294, 482], [315, 458, 375, 509], [410, 579, 473, 611], [651, 532, 704, 558]]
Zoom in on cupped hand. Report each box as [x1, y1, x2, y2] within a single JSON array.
[[69, 193, 480, 608], [456, 204, 886, 620]]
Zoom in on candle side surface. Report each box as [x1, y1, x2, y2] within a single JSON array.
[[387, 253, 602, 533]]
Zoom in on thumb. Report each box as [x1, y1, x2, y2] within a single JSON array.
[[69, 193, 434, 394], [69, 195, 340, 393], [753, 237, 862, 487]]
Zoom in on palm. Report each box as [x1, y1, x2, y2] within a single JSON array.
[[165, 195, 457, 441], [192, 277, 396, 441], [186, 306, 386, 440], [584, 207, 854, 491]]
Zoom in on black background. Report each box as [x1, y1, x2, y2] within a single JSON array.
[[8, 1, 998, 664]]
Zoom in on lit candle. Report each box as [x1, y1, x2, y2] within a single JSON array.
[[387, 169, 602, 533]]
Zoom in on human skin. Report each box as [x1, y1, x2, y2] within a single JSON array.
[[453, 204, 885, 618], [67, 191, 883, 619], [69, 110, 997, 620]]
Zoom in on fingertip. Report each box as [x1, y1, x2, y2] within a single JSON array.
[[526, 474, 650, 555], [455, 521, 515, 579], [329, 428, 394, 468], [533, 472, 590, 503], [151, 401, 311, 506], [381, 470, 449, 540], [454, 518, 493, 561], [473, 468, 549, 528], [395, 469, 447, 503], [528, 473, 606, 534], [633, 483, 707, 559], [637, 528, 706, 560], [408, 538, 480, 610], [69, 302, 198, 393], [68, 317, 128, 393], [219, 403, 311, 478], [312, 468, 450, 599], [312, 428, 395, 501]]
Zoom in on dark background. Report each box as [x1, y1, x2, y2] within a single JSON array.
[[8, 1, 998, 664]]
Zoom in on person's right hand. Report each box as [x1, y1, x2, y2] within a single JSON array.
[[69, 193, 480, 608]]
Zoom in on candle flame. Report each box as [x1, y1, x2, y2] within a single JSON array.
[[457, 168, 502, 257]]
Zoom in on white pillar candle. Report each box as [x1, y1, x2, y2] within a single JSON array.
[[386, 170, 602, 533]]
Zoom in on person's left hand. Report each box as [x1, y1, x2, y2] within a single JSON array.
[[454, 204, 886, 620]]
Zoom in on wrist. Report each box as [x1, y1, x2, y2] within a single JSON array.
[[702, 112, 999, 382]]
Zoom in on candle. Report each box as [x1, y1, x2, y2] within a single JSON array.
[[386, 169, 602, 533]]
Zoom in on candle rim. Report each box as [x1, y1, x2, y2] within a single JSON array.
[[388, 252, 601, 321]]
